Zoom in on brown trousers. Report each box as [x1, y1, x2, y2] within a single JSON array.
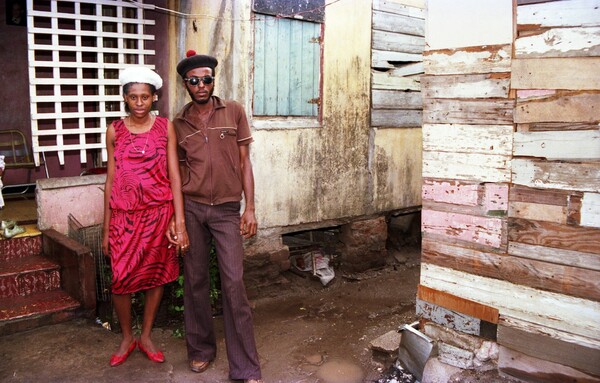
[[183, 200, 261, 380]]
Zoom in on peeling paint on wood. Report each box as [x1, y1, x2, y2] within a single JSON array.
[[581, 192, 600, 228], [515, 26, 600, 57], [421, 73, 511, 99], [516, 89, 556, 100], [424, 45, 512, 75], [416, 299, 482, 336], [373, 0, 425, 17], [512, 158, 600, 192], [423, 151, 511, 183], [422, 209, 504, 248], [424, 99, 514, 125], [517, 0, 600, 28], [420, 263, 600, 342], [373, 30, 425, 54], [508, 242, 600, 271], [423, 124, 513, 155], [372, 10, 425, 36], [512, 57, 600, 90], [422, 179, 480, 206], [513, 130, 600, 160]]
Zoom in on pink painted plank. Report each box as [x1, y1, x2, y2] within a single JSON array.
[[422, 209, 504, 248], [516, 89, 556, 99], [422, 180, 480, 206], [484, 183, 509, 212]]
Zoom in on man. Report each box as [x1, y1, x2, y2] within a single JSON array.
[[172, 51, 262, 383]]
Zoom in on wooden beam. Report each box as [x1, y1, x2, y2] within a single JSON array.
[[417, 284, 499, 324]]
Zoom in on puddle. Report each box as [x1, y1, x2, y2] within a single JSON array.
[[315, 358, 364, 383]]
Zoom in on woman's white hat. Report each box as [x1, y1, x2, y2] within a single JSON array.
[[119, 66, 163, 89]]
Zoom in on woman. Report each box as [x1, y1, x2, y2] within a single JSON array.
[[102, 66, 189, 367]]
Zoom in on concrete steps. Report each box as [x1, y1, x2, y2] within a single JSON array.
[[0, 228, 85, 336]]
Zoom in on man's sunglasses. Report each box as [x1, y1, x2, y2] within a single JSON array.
[[184, 76, 214, 86]]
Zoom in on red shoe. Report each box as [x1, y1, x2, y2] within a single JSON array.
[[109, 340, 137, 367], [138, 341, 165, 363]]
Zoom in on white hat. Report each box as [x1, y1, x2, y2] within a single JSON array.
[[119, 66, 163, 89]]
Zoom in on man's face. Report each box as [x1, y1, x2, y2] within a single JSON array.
[[184, 67, 214, 105]]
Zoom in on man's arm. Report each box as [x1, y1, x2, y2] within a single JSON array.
[[239, 144, 257, 238]]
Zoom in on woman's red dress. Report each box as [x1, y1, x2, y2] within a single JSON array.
[[109, 116, 178, 294]]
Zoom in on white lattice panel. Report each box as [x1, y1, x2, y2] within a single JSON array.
[[26, 0, 156, 166]]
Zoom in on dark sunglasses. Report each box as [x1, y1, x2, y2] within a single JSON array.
[[184, 76, 214, 86]]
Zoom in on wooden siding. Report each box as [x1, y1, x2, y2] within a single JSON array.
[[371, 0, 424, 129], [421, 1, 600, 379]]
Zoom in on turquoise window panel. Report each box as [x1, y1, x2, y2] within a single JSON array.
[[254, 14, 320, 116]]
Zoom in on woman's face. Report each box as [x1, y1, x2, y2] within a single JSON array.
[[123, 83, 155, 119]]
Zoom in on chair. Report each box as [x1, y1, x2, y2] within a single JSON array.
[[0, 129, 47, 196]]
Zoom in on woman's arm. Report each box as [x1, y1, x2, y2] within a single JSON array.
[[102, 123, 116, 256]]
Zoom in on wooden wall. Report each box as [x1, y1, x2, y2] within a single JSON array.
[[419, 0, 600, 380]]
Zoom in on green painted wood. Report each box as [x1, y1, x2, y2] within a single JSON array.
[[253, 14, 320, 116]]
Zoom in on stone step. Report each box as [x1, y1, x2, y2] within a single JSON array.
[[0, 225, 42, 261], [0, 290, 81, 336], [0, 255, 61, 298]]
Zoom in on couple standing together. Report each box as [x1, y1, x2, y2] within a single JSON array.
[[102, 51, 262, 383]]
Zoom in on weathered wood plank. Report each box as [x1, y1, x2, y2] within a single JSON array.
[[509, 201, 567, 224], [512, 158, 600, 192], [422, 179, 480, 206], [498, 325, 600, 377], [421, 74, 510, 99], [422, 209, 504, 248], [517, 122, 600, 132], [515, 26, 600, 58], [423, 124, 513, 155], [424, 99, 514, 125], [510, 184, 576, 206], [484, 183, 509, 213], [420, 263, 600, 341], [372, 50, 423, 69], [508, 242, 600, 271], [372, 89, 422, 110], [372, 70, 421, 90], [498, 345, 600, 383], [515, 92, 600, 123], [422, 238, 600, 301], [371, 109, 422, 127], [424, 45, 512, 75], [423, 151, 511, 183], [373, 0, 425, 17], [512, 58, 600, 90], [509, 217, 600, 255], [373, 30, 425, 54], [373, 10, 425, 36], [417, 284, 499, 324], [518, 0, 600, 28], [581, 192, 600, 228], [417, 299, 485, 336], [513, 130, 600, 161], [373, 62, 423, 78]]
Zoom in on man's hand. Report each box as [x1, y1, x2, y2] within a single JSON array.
[[166, 216, 179, 246], [240, 209, 257, 239]]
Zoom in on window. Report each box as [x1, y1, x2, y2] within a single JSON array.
[[253, 11, 322, 117]]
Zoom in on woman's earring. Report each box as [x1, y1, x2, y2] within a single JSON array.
[[153, 95, 158, 102]]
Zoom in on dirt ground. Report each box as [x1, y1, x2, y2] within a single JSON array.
[[0, 247, 421, 383]]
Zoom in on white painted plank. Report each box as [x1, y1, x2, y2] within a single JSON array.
[[377, 62, 424, 77], [421, 263, 600, 342], [372, 71, 421, 90], [518, 0, 600, 27], [424, 45, 512, 75], [423, 124, 513, 155], [373, 0, 426, 17], [512, 158, 600, 192], [373, 30, 425, 54], [515, 26, 600, 58], [423, 151, 511, 182], [512, 57, 600, 90], [421, 74, 510, 99], [373, 10, 425, 36], [373, 50, 423, 69], [513, 130, 600, 160], [581, 192, 600, 228], [508, 242, 600, 272]]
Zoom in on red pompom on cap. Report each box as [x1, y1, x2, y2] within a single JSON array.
[[186, 50, 196, 58]]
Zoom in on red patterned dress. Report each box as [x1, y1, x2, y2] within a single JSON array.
[[109, 116, 178, 294]]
